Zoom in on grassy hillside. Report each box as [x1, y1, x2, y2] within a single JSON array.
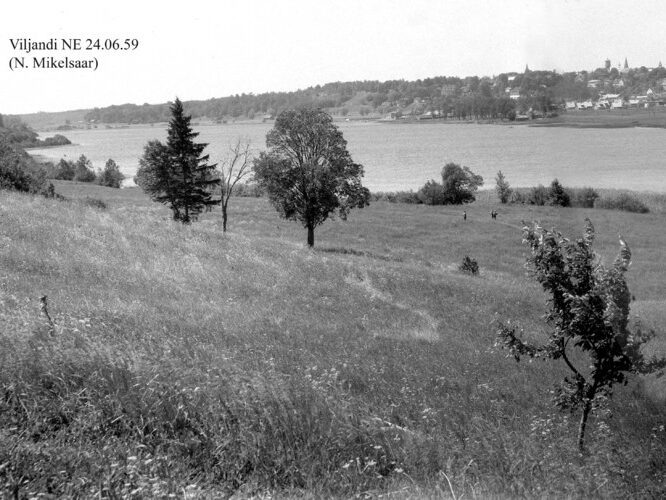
[[1, 183, 665, 498], [11, 109, 91, 131]]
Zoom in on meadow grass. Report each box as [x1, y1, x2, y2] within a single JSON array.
[[535, 107, 666, 129], [1, 182, 665, 498]]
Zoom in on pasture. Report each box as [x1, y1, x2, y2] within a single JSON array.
[[1, 182, 664, 498]]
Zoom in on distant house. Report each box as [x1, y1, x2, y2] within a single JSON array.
[[565, 101, 577, 110], [509, 89, 521, 100], [577, 100, 593, 110], [587, 79, 601, 89], [420, 110, 440, 120], [611, 98, 625, 109]]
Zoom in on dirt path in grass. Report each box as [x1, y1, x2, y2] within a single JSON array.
[[344, 270, 439, 341]]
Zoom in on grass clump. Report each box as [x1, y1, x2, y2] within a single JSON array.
[[81, 196, 108, 210], [459, 255, 479, 275]]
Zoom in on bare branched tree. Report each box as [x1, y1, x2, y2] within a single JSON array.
[[218, 138, 253, 232]]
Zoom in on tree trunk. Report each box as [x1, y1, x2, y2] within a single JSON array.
[[577, 398, 592, 453], [307, 224, 314, 247], [222, 206, 228, 232]]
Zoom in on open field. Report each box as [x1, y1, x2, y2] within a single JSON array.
[[1, 182, 665, 498], [535, 107, 666, 128]]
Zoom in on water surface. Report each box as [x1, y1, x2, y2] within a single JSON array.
[[31, 122, 666, 192]]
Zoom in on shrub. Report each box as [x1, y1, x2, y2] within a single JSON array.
[[417, 163, 483, 206], [97, 158, 125, 188], [82, 197, 107, 210], [391, 191, 421, 203], [568, 187, 599, 208], [595, 193, 649, 213], [548, 179, 570, 207], [510, 190, 527, 204], [54, 158, 76, 180], [528, 184, 549, 205], [459, 255, 479, 275], [372, 191, 421, 204], [417, 179, 446, 205], [0, 141, 49, 194], [73, 155, 96, 183], [41, 134, 71, 147]]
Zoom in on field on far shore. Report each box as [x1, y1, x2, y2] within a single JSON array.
[[1, 181, 665, 498], [534, 106, 666, 128]]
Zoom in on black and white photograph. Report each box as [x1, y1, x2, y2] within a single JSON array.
[[1, 0, 665, 497]]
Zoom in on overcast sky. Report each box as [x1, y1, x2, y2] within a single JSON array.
[[2, 0, 664, 115]]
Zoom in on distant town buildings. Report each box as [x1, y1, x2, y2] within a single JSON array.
[[385, 57, 665, 121]]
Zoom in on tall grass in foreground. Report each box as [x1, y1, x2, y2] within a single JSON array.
[[1, 187, 665, 497]]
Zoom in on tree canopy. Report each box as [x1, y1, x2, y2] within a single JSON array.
[[253, 108, 370, 246], [136, 98, 220, 223], [97, 158, 125, 188], [418, 163, 483, 205]]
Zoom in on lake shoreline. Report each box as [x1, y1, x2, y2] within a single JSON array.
[[29, 121, 666, 194]]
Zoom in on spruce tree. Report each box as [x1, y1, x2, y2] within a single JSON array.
[[137, 98, 220, 223]]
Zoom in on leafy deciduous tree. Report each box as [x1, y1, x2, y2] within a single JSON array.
[[0, 139, 49, 193], [54, 159, 75, 180], [417, 163, 483, 205], [73, 154, 96, 183], [417, 179, 446, 205], [253, 108, 370, 247], [496, 220, 665, 452], [97, 158, 125, 188], [441, 163, 483, 204]]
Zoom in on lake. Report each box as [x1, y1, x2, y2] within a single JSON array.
[[30, 121, 666, 192]]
